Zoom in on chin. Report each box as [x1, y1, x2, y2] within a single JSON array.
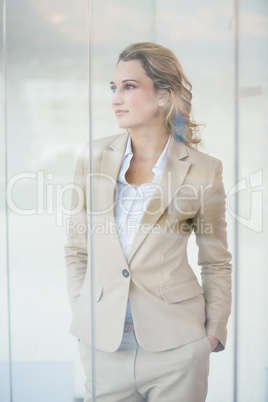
[[117, 122, 129, 129]]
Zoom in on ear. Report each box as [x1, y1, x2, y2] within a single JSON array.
[[158, 89, 171, 107]]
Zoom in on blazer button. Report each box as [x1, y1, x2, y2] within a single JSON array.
[[122, 269, 130, 278]]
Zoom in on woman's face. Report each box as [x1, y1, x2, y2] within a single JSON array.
[[110, 59, 165, 132]]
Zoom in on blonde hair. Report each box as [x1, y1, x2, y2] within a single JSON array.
[[118, 42, 201, 147]]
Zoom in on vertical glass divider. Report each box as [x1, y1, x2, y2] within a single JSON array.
[[2, 0, 13, 400], [233, 0, 239, 400], [87, 0, 96, 401]]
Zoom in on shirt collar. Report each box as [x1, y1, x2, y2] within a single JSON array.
[[123, 134, 171, 168], [153, 134, 171, 171], [118, 134, 171, 185], [123, 134, 133, 158]]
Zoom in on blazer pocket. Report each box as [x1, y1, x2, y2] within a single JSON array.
[[81, 281, 103, 303], [159, 277, 203, 304]]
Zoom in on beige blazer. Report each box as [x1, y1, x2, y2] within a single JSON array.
[[65, 132, 232, 353]]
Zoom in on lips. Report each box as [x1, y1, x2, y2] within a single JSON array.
[[115, 109, 128, 116]]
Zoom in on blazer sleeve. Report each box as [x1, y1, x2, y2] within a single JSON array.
[[193, 158, 232, 352], [65, 144, 88, 315]]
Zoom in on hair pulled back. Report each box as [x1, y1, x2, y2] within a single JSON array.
[[118, 42, 201, 147]]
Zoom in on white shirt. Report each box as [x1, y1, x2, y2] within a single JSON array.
[[114, 134, 171, 320]]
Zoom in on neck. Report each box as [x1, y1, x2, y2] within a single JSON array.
[[129, 126, 170, 161]]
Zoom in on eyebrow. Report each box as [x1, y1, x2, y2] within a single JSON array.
[[110, 79, 139, 85]]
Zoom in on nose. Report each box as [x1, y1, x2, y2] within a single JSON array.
[[112, 89, 123, 106]]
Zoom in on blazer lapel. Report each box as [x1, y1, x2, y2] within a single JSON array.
[[128, 137, 191, 264], [97, 132, 130, 264], [99, 132, 129, 218]]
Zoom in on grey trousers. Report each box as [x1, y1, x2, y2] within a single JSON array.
[[78, 331, 211, 402]]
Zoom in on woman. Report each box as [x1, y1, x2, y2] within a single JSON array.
[[65, 42, 232, 402]]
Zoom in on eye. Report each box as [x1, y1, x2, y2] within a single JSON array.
[[110, 86, 116, 94], [126, 84, 134, 90]]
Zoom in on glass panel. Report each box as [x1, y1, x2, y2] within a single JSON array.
[[4, 1, 89, 400], [90, 1, 235, 401], [0, 1, 12, 400], [238, 0, 268, 401], [155, 2, 235, 401]]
